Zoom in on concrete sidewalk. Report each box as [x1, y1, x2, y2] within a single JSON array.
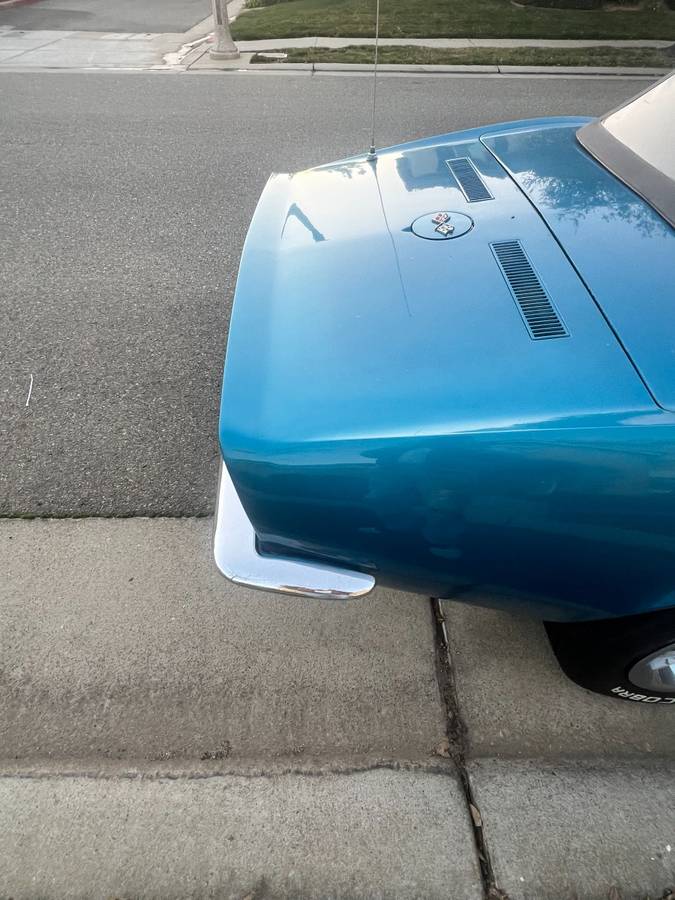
[[1, 516, 674, 898], [226, 35, 674, 50], [0, 19, 671, 72]]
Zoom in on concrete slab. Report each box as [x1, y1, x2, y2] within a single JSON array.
[[441, 601, 675, 759], [0, 769, 481, 900], [470, 758, 675, 900], [1, 518, 446, 763]]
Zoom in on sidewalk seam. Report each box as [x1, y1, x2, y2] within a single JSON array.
[[0, 761, 457, 781], [432, 597, 509, 900]]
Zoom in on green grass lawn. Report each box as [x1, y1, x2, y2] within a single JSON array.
[[231, 0, 675, 40], [251, 44, 674, 64]]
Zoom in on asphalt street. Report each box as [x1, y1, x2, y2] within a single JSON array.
[[0, 73, 653, 517], [0, 0, 210, 32]]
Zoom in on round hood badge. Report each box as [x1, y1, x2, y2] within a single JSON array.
[[411, 211, 473, 241]]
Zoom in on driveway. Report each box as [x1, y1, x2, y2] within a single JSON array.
[[0, 0, 210, 32]]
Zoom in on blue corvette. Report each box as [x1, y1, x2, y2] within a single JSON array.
[[216, 74, 675, 703]]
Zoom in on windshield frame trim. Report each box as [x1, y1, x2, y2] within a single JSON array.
[[577, 118, 675, 228]]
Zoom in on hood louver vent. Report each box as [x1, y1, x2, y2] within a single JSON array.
[[491, 240, 569, 340], [446, 157, 493, 202]]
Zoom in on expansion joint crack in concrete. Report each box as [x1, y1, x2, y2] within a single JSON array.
[[431, 596, 510, 900], [0, 760, 457, 782]]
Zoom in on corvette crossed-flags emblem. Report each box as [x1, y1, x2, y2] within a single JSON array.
[[432, 212, 454, 236]]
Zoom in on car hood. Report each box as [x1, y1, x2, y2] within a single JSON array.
[[483, 121, 675, 412], [220, 118, 653, 460]]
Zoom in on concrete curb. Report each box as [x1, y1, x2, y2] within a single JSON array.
[[236, 61, 671, 76], [312, 62, 501, 73], [499, 63, 672, 75]]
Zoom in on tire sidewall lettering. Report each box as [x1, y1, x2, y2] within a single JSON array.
[[612, 686, 675, 704]]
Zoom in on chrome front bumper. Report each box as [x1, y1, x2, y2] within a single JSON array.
[[213, 461, 376, 600]]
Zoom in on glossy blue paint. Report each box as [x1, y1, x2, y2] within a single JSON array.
[[219, 118, 675, 621], [483, 123, 675, 411]]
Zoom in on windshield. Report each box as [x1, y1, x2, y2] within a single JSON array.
[[603, 75, 675, 179], [577, 73, 675, 227]]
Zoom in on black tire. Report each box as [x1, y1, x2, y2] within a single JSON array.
[[545, 606, 675, 705]]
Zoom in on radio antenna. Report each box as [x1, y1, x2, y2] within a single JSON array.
[[367, 0, 381, 159]]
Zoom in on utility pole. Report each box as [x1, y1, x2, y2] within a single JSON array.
[[210, 0, 239, 60]]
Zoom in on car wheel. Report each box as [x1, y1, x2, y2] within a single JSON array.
[[544, 607, 675, 705]]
